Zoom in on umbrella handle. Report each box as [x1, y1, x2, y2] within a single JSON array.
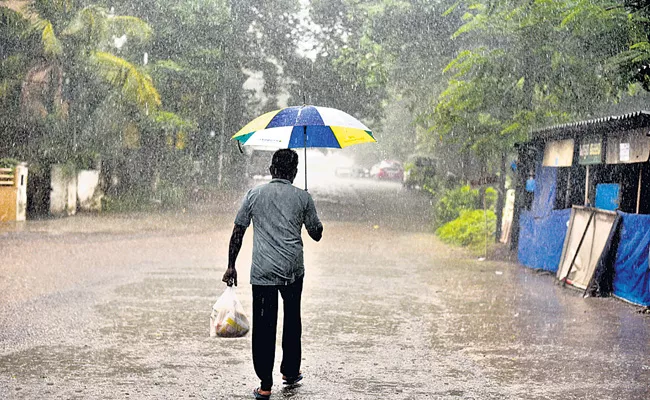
[[304, 125, 308, 191], [237, 140, 244, 154]]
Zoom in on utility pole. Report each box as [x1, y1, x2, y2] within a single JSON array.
[[495, 152, 507, 242], [217, 94, 226, 187]]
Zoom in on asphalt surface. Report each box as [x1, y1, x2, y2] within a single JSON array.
[[1, 175, 649, 399]]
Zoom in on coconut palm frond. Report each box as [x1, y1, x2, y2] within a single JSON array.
[[61, 6, 98, 36], [153, 60, 185, 73], [151, 110, 197, 132], [61, 5, 109, 48], [109, 15, 152, 46], [90, 51, 161, 110], [61, 8, 152, 51], [34, 19, 62, 57]]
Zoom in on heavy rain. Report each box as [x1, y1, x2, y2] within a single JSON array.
[[1, 0, 650, 399]]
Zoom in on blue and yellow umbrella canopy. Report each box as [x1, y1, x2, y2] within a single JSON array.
[[232, 105, 375, 148]]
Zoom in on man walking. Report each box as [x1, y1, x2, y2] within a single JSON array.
[[222, 149, 323, 399]]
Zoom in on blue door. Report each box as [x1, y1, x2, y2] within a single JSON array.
[[595, 183, 620, 211]]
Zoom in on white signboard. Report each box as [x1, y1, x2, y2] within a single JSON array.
[[543, 139, 574, 167], [620, 142, 630, 162]]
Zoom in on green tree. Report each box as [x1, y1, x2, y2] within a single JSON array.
[[0, 1, 210, 210], [0, 7, 39, 152], [95, 0, 306, 187], [425, 0, 639, 238], [1, 1, 161, 163], [605, 0, 650, 90], [430, 0, 632, 157], [303, 0, 465, 164]]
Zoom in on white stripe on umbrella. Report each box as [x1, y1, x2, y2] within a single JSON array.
[[315, 106, 369, 130], [242, 126, 294, 148]]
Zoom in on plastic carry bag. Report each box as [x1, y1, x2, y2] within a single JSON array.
[[210, 286, 250, 338]]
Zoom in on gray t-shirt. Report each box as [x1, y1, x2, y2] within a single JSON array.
[[235, 178, 322, 286]]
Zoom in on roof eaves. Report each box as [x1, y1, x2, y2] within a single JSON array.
[[525, 111, 650, 143]]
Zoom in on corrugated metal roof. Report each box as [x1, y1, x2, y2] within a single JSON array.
[[526, 110, 650, 143]]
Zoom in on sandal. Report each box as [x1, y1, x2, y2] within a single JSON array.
[[253, 388, 271, 399], [282, 373, 303, 385]]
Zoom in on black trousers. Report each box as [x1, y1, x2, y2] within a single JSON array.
[[252, 277, 303, 391]]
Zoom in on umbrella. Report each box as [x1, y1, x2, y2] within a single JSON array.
[[232, 105, 376, 190]]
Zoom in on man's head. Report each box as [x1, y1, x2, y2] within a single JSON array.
[[270, 149, 299, 182]]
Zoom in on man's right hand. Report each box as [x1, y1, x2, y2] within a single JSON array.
[[222, 267, 237, 287]]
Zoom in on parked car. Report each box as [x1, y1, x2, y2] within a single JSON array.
[[335, 166, 369, 178], [370, 160, 404, 181]]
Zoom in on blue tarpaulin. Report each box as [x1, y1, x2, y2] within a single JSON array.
[[518, 209, 571, 272], [612, 212, 650, 306], [530, 166, 557, 218], [518, 161, 569, 272]]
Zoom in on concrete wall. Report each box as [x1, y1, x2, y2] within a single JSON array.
[[50, 166, 103, 216], [15, 166, 27, 221], [77, 170, 102, 212], [50, 164, 77, 217]]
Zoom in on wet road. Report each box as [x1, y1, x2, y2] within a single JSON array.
[[1, 175, 649, 399]]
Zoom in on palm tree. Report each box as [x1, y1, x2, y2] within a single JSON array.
[[2, 1, 159, 161], [28, 2, 159, 112], [0, 1, 186, 208]]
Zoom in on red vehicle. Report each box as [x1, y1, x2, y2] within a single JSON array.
[[370, 160, 404, 181]]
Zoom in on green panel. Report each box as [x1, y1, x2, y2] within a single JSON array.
[[579, 137, 602, 165]]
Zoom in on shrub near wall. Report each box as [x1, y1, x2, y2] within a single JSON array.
[[0, 158, 20, 169], [434, 185, 481, 227], [434, 185, 497, 226], [434, 185, 497, 252], [436, 209, 496, 251]]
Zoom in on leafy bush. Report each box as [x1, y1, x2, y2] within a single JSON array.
[[404, 158, 438, 191], [160, 153, 194, 188], [101, 189, 158, 212], [0, 158, 21, 169], [436, 209, 496, 251], [73, 151, 101, 170], [103, 152, 195, 211], [157, 180, 188, 208], [157, 153, 194, 208], [434, 184, 499, 227], [434, 185, 481, 226], [484, 186, 498, 210]]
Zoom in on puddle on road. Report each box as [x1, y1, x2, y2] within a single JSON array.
[[0, 345, 152, 379]]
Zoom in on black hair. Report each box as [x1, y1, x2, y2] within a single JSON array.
[[271, 149, 299, 175]]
